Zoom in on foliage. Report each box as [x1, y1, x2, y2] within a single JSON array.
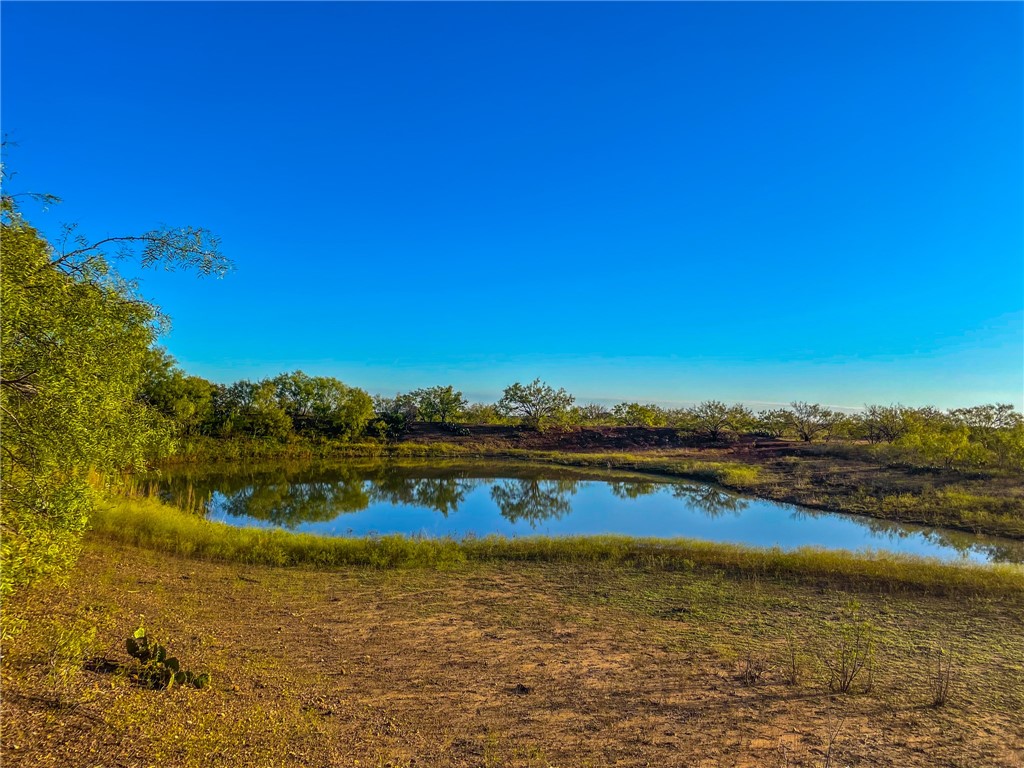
[[786, 402, 845, 442], [215, 379, 292, 439], [612, 402, 667, 427], [571, 402, 614, 425], [681, 400, 754, 440], [857, 404, 913, 444], [497, 379, 574, 430], [460, 402, 510, 425], [125, 624, 210, 689], [753, 408, 791, 438], [410, 385, 467, 424], [139, 347, 215, 437], [272, 371, 374, 438], [0, 173, 228, 597], [371, 393, 419, 438], [46, 619, 97, 701]]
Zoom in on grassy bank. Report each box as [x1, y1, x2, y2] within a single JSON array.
[[92, 496, 1024, 596], [3, 538, 1023, 767]]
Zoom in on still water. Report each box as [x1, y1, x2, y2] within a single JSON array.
[[157, 461, 1024, 564]]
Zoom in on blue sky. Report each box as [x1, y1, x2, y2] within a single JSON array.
[[3, 2, 1021, 409]]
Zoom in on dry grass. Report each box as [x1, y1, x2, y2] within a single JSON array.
[[3, 539, 1023, 767]]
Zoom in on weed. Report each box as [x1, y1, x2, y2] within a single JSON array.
[[783, 628, 803, 685], [931, 646, 957, 707], [821, 712, 845, 768], [819, 601, 876, 694], [737, 652, 770, 686]]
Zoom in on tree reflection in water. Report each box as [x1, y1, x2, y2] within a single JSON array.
[[608, 481, 661, 500], [367, 475, 482, 517], [789, 506, 1024, 563], [489, 479, 579, 526], [670, 484, 749, 517], [221, 478, 370, 528]]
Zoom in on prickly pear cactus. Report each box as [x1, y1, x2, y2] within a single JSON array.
[[124, 625, 211, 690]]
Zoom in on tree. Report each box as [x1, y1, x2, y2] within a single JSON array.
[[0, 172, 229, 597], [139, 347, 215, 437], [753, 408, 791, 438], [371, 393, 420, 438], [411, 385, 466, 424], [612, 402, 668, 427], [460, 402, 507, 425], [218, 380, 293, 439], [785, 402, 844, 442], [683, 400, 753, 440], [892, 410, 989, 469], [858, 404, 913, 444], [949, 403, 1023, 431], [272, 371, 374, 438], [572, 403, 613, 425], [496, 379, 575, 430]]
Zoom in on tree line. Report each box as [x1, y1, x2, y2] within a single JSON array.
[[142, 358, 1024, 474]]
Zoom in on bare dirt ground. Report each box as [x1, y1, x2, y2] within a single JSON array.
[[3, 541, 1023, 767]]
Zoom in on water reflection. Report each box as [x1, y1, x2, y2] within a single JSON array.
[[152, 460, 1024, 563], [490, 479, 578, 526], [608, 481, 661, 499], [788, 505, 1024, 564], [162, 466, 752, 529], [221, 479, 368, 527], [368, 475, 481, 517], [671, 485, 749, 517]]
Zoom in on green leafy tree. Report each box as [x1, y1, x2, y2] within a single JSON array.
[[858, 404, 914, 444], [571, 403, 613, 425], [139, 348, 215, 437], [496, 379, 575, 430], [0, 175, 228, 597], [785, 402, 844, 442], [371, 393, 420, 438], [411, 385, 467, 424], [683, 400, 754, 440], [460, 402, 508, 425], [753, 408, 792, 438], [891, 409, 992, 469], [612, 402, 668, 427], [218, 379, 293, 439], [272, 371, 373, 438]]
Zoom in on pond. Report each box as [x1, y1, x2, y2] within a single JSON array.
[[155, 460, 1024, 564]]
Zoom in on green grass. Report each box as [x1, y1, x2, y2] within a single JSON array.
[[92, 496, 1024, 596]]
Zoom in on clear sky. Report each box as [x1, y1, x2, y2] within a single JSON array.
[[2, 2, 1021, 409]]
